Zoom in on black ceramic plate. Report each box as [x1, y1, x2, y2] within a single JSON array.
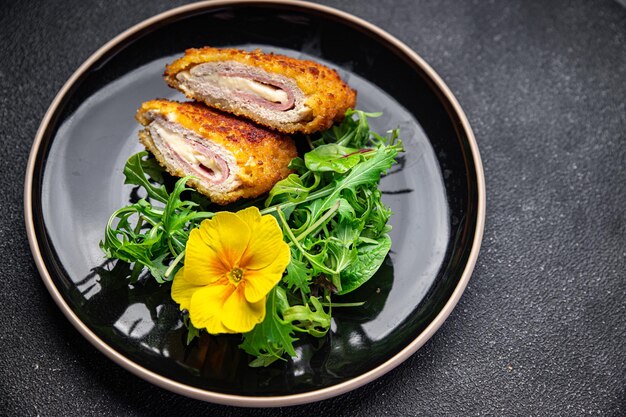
[[25, 0, 485, 407]]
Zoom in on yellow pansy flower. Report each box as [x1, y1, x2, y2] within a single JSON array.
[[171, 206, 290, 334]]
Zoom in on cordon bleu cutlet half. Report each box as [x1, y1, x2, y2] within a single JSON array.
[[164, 47, 357, 134], [136, 99, 297, 205]]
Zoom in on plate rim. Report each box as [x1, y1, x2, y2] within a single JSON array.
[[23, 0, 486, 407]]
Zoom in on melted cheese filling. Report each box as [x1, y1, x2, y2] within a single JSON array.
[[152, 123, 224, 180], [178, 71, 289, 104]]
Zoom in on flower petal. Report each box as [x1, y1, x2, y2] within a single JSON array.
[[221, 285, 266, 333], [197, 212, 252, 269], [243, 249, 290, 303], [183, 228, 228, 285], [234, 206, 263, 226], [171, 267, 205, 311], [240, 209, 289, 271], [189, 282, 236, 334]]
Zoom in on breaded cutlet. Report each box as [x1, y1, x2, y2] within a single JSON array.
[[136, 99, 297, 205], [164, 47, 356, 134]]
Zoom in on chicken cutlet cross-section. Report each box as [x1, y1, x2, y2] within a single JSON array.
[[136, 100, 297, 205], [164, 47, 357, 134]]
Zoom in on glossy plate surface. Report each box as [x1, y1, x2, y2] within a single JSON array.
[[25, 0, 484, 407]]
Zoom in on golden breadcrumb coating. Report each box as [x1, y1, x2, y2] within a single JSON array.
[[164, 47, 357, 134], [136, 99, 297, 205]]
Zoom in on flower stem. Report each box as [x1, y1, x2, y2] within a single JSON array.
[[320, 301, 365, 307], [167, 239, 178, 258], [165, 249, 185, 278]]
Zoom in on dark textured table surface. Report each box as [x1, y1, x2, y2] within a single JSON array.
[[1, 0, 625, 415]]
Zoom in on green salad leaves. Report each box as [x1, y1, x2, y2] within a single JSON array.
[[101, 109, 403, 366]]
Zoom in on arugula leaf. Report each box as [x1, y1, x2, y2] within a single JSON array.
[[304, 144, 366, 173], [338, 234, 392, 295], [332, 145, 398, 192], [283, 253, 311, 295], [240, 287, 298, 367], [336, 198, 356, 221], [139, 154, 166, 184], [287, 157, 308, 174], [326, 221, 359, 281], [123, 151, 169, 203], [146, 252, 173, 284], [282, 296, 331, 338], [265, 173, 320, 206]]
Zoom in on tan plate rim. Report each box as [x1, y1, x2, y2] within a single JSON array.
[[23, 0, 486, 408]]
